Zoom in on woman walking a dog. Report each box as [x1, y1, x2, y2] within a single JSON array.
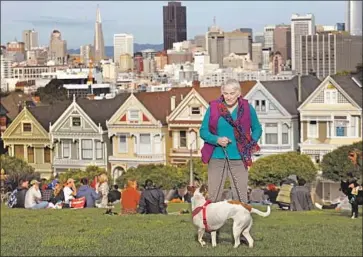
[[200, 79, 262, 204]]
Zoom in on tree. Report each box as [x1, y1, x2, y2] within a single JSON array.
[[58, 165, 109, 187], [248, 152, 318, 186], [1, 154, 39, 191], [35, 79, 68, 104], [117, 164, 188, 190], [321, 141, 362, 182]]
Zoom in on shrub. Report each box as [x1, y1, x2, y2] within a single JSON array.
[[248, 152, 318, 186], [321, 141, 362, 182]]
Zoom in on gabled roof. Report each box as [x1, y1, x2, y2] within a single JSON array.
[[28, 102, 71, 132], [134, 87, 192, 125], [331, 74, 363, 108], [0, 92, 33, 120], [262, 75, 321, 115], [77, 93, 131, 129]]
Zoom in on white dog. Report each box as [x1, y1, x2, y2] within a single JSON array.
[[188, 184, 270, 248]]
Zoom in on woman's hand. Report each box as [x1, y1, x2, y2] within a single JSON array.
[[217, 137, 230, 147]]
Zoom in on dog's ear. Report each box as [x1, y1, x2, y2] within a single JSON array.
[[199, 184, 208, 197]]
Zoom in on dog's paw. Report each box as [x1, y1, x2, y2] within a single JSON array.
[[199, 241, 206, 247], [233, 243, 240, 249]]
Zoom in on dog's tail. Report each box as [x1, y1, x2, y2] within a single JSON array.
[[251, 205, 271, 217]]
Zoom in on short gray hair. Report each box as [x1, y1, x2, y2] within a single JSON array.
[[221, 79, 241, 93]]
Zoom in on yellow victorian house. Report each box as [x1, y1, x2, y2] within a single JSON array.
[[2, 104, 68, 178], [298, 74, 362, 163]]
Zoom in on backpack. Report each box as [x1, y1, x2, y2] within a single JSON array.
[[7, 189, 18, 208]]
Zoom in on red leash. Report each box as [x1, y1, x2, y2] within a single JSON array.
[[192, 200, 212, 231]]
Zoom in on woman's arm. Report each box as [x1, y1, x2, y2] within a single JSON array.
[[199, 107, 219, 145], [249, 104, 262, 142]]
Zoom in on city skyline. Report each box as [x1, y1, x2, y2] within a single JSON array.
[[1, 1, 346, 49]]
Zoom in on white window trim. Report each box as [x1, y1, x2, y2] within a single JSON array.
[[81, 139, 93, 160], [350, 116, 359, 138], [330, 115, 357, 139], [190, 106, 201, 115], [22, 122, 32, 133], [128, 110, 139, 120], [71, 117, 82, 127], [62, 141, 71, 159], [138, 133, 152, 155], [118, 134, 128, 153], [281, 124, 289, 145], [307, 121, 318, 139], [179, 131, 187, 148], [264, 123, 278, 145], [324, 89, 337, 104], [95, 141, 103, 160]]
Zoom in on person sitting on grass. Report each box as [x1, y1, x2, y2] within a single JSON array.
[[48, 180, 65, 209], [290, 178, 314, 211], [138, 179, 167, 215], [24, 180, 49, 209], [120, 179, 140, 215], [13, 178, 29, 208], [63, 178, 77, 208], [76, 178, 100, 208], [95, 174, 110, 208], [108, 185, 121, 204]]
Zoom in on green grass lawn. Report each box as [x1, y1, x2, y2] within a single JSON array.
[[1, 203, 362, 256]]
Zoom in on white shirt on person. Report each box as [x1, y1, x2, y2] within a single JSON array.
[[63, 186, 74, 204], [24, 186, 42, 209]]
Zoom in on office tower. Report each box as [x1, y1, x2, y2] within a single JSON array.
[[114, 34, 134, 66], [94, 6, 105, 63], [163, 1, 187, 50]]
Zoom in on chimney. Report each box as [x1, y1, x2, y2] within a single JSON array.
[[171, 95, 176, 111], [298, 73, 302, 102]]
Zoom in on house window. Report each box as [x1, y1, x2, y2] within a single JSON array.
[[62, 141, 70, 158], [44, 147, 51, 163], [27, 147, 34, 163], [265, 123, 278, 144], [351, 116, 358, 137], [82, 139, 93, 160], [139, 133, 151, 154], [191, 107, 201, 115], [179, 131, 187, 147], [23, 123, 32, 132], [261, 100, 266, 112], [72, 117, 81, 127], [255, 100, 260, 111], [334, 116, 348, 137], [308, 121, 318, 138], [14, 145, 24, 160], [118, 135, 127, 153], [282, 124, 289, 144], [129, 110, 139, 120], [96, 141, 103, 159], [324, 90, 337, 104], [154, 134, 162, 154]]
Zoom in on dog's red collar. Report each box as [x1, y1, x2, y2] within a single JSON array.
[[192, 200, 212, 231]]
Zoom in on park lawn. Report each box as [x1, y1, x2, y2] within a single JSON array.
[[0, 203, 362, 256]]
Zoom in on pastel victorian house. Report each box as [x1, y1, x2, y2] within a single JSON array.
[[246, 75, 321, 159], [49, 94, 130, 176], [2, 104, 68, 178]]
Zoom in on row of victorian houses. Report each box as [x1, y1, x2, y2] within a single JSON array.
[[2, 74, 362, 190]]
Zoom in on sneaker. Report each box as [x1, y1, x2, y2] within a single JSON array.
[[314, 203, 323, 210]]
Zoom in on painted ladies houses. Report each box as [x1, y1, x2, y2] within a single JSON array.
[[298, 74, 362, 163], [166, 82, 257, 165], [245, 75, 321, 159], [49, 94, 130, 176], [2, 103, 68, 178], [106, 88, 191, 177]]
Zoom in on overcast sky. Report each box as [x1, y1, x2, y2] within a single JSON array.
[[1, 1, 346, 49]]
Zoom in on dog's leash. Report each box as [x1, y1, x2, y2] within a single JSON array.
[[221, 146, 243, 203]]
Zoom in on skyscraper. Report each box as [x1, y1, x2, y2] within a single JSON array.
[[291, 13, 315, 72], [113, 34, 134, 66], [22, 29, 38, 50], [49, 30, 67, 65], [163, 1, 187, 50], [94, 5, 105, 63], [345, 0, 362, 36]]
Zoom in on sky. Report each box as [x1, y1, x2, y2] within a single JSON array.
[[1, 1, 346, 49]]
